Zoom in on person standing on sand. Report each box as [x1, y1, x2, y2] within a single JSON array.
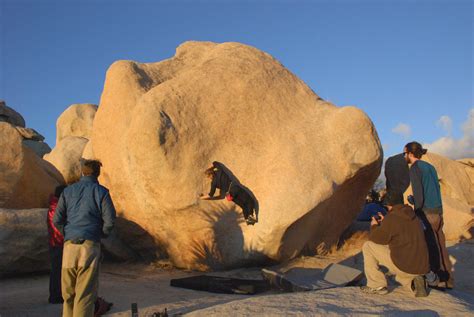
[[54, 160, 116, 317], [47, 184, 67, 304], [404, 141, 453, 289], [360, 192, 429, 297]]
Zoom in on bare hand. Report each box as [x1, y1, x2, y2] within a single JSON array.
[[370, 217, 379, 226]]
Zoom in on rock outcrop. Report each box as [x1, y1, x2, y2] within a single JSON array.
[[45, 104, 98, 183], [0, 100, 25, 127], [91, 41, 383, 270], [0, 122, 64, 209], [0, 102, 51, 158], [0, 208, 50, 276], [56, 103, 97, 144], [44, 137, 88, 184]]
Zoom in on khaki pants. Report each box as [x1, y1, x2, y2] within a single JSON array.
[[62, 240, 101, 317], [363, 241, 417, 290]]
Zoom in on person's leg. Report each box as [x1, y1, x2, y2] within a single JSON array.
[[362, 241, 389, 289], [73, 241, 101, 317], [61, 242, 78, 317], [426, 214, 453, 287], [416, 210, 441, 273], [49, 246, 63, 303]]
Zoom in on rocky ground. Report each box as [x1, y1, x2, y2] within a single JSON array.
[[1, 240, 473, 316]]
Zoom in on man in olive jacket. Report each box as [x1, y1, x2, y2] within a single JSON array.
[[360, 192, 429, 296]]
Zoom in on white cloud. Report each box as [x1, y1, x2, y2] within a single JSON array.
[[436, 115, 453, 135], [392, 123, 411, 138], [424, 108, 474, 160]]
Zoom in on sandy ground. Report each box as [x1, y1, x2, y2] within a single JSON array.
[[1, 241, 473, 317]]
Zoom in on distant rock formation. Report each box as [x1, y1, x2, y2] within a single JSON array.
[[90, 41, 383, 270], [0, 101, 51, 157], [0, 100, 25, 127], [45, 104, 98, 184]]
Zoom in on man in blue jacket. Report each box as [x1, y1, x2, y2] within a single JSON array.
[[54, 159, 116, 317], [404, 141, 453, 289]]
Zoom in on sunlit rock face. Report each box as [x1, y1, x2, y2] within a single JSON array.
[[91, 41, 382, 270]]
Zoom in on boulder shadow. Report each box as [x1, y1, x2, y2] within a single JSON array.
[[114, 216, 168, 262]]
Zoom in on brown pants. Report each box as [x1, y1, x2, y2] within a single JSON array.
[[417, 212, 453, 287], [62, 240, 101, 317]]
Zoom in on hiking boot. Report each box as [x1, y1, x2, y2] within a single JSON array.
[[360, 285, 389, 295], [411, 276, 428, 297]]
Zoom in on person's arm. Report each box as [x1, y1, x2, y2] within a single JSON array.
[[409, 164, 424, 210], [208, 176, 217, 198], [368, 216, 392, 245], [53, 194, 67, 235], [101, 192, 116, 238]]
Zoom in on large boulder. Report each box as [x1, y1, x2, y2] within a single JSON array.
[[423, 153, 474, 240], [44, 136, 89, 184], [0, 101, 25, 127], [46, 104, 98, 183], [56, 103, 97, 144], [0, 208, 137, 276], [91, 41, 382, 270], [0, 208, 50, 276], [0, 122, 64, 209]]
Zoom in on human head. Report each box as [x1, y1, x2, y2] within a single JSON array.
[[54, 185, 67, 198], [204, 166, 216, 179], [403, 141, 427, 163], [81, 159, 102, 177], [384, 190, 403, 210]]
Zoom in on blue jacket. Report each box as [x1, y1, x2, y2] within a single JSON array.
[[409, 160, 443, 214], [53, 176, 116, 242]]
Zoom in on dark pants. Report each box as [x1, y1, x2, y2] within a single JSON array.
[[416, 210, 453, 287], [49, 245, 63, 302]]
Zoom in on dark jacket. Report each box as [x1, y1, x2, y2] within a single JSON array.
[[53, 176, 116, 243], [209, 161, 232, 198], [409, 160, 443, 214], [369, 204, 429, 275], [384, 154, 410, 205]]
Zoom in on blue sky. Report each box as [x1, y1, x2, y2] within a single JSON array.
[[1, 0, 472, 158]]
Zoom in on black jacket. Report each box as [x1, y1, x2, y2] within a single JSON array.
[[209, 161, 232, 198]]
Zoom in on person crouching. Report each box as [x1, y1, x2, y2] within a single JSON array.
[[360, 191, 429, 296]]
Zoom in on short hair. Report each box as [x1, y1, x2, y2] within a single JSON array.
[[405, 141, 427, 159], [81, 159, 102, 177]]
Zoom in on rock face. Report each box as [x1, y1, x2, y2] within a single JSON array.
[[45, 104, 98, 183], [423, 153, 474, 240], [0, 101, 25, 127], [91, 41, 382, 270], [0, 122, 64, 209], [0, 208, 50, 276], [56, 103, 97, 144], [44, 137, 88, 184]]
